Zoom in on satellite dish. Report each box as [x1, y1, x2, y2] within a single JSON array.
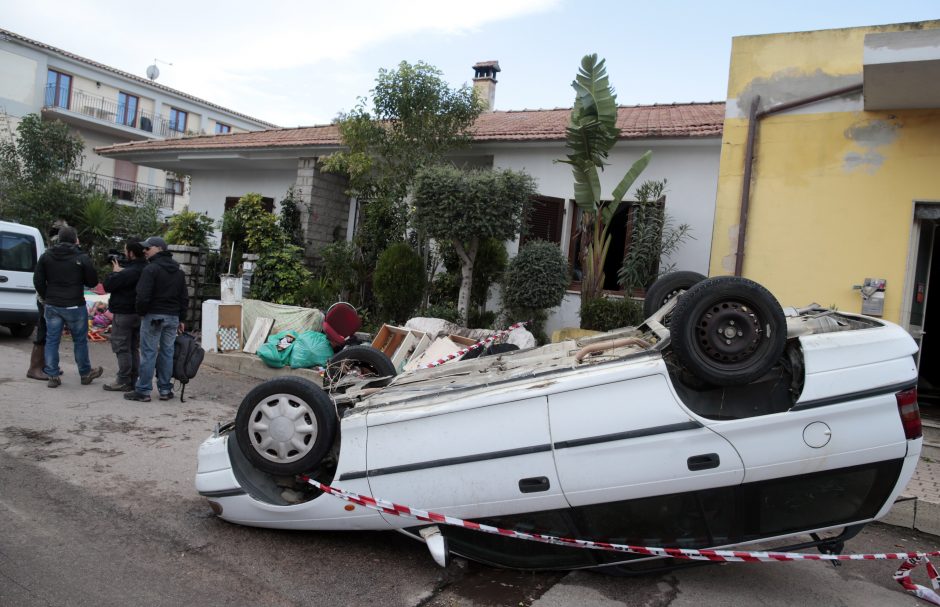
[[146, 64, 160, 81]]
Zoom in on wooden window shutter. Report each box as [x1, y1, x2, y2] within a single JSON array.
[[522, 196, 565, 246]]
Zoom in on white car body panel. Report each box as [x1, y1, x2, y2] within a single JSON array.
[[195, 308, 923, 565], [548, 372, 744, 506]]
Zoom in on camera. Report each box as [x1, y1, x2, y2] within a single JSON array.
[[107, 249, 128, 266]]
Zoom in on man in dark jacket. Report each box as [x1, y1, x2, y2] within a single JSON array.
[[101, 237, 146, 391], [33, 226, 103, 388], [125, 236, 188, 403]]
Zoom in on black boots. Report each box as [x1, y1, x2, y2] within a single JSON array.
[[26, 343, 48, 381]]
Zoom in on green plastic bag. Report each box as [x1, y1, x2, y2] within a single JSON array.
[[256, 330, 298, 368], [289, 331, 333, 368]]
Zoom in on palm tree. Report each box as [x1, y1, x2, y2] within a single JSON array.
[[558, 54, 651, 305]]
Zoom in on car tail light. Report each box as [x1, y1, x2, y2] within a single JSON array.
[[896, 387, 922, 440]]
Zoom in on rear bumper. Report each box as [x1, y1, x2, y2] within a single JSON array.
[[0, 308, 38, 324]]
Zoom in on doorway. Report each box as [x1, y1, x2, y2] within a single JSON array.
[[909, 211, 940, 406]]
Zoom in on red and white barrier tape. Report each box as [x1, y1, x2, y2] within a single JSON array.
[[299, 476, 940, 604], [419, 321, 528, 369]]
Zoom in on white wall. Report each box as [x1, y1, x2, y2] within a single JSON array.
[[486, 139, 721, 334], [188, 168, 297, 246]]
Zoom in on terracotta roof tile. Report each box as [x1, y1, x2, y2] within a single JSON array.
[[96, 102, 724, 156]]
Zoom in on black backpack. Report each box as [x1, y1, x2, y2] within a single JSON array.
[[172, 332, 205, 402]]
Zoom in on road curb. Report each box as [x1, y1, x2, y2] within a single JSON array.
[[883, 495, 940, 536]]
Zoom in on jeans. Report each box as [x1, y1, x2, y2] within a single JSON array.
[[110, 313, 141, 385], [44, 304, 91, 377], [136, 314, 178, 395]]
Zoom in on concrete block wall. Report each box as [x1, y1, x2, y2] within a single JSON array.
[[295, 157, 350, 266], [168, 244, 205, 327]]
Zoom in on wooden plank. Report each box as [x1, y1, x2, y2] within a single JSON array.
[[243, 317, 275, 354]]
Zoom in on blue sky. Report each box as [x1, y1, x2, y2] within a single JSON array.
[[3, 1, 937, 127]]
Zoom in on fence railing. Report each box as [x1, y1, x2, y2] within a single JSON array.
[[43, 85, 190, 138], [69, 170, 173, 209]]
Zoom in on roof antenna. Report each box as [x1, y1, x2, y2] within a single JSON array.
[[146, 58, 173, 81]]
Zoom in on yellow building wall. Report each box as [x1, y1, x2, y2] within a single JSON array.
[[710, 21, 940, 324]]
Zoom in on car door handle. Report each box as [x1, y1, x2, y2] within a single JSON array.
[[0, 275, 8, 283], [519, 476, 551, 493], [687, 453, 720, 471]]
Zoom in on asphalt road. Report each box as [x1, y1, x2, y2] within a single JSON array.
[[1, 331, 938, 606]]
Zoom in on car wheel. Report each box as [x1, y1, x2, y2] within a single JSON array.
[[643, 271, 707, 321], [670, 276, 786, 387], [5, 322, 35, 339], [325, 345, 397, 392], [234, 377, 337, 476]]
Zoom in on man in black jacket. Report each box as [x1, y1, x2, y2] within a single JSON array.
[[102, 237, 146, 391], [125, 236, 188, 403], [33, 226, 103, 388]]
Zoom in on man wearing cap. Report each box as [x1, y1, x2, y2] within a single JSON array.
[[125, 236, 188, 403]]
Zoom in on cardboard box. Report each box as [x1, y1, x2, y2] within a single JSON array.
[[405, 334, 480, 369], [372, 324, 429, 371]]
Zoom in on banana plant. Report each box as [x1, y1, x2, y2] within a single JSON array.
[[558, 54, 651, 303]]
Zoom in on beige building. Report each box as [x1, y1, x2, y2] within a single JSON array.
[[0, 27, 276, 213]]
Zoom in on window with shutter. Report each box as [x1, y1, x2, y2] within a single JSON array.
[[521, 196, 565, 246]]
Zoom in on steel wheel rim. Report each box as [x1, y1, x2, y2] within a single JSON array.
[[694, 300, 763, 364], [247, 393, 319, 464]]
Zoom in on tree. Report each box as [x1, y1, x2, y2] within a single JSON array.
[[558, 55, 651, 307], [0, 113, 87, 229], [321, 61, 484, 266], [412, 165, 537, 323]]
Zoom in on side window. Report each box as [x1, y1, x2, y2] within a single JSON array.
[[169, 108, 188, 133], [0, 232, 37, 272], [521, 196, 565, 247]]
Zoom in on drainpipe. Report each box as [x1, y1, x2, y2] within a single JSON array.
[[733, 83, 864, 276]]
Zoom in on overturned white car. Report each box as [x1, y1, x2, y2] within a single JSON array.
[[196, 275, 922, 572]]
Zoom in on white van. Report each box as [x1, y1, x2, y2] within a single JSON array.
[[0, 220, 45, 338]]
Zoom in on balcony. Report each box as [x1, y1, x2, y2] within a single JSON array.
[[69, 170, 174, 209], [42, 85, 186, 139]]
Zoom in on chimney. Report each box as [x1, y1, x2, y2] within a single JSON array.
[[472, 61, 500, 111]]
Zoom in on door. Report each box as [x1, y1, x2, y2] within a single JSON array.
[[365, 396, 569, 525], [548, 370, 744, 508], [0, 229, 40, 316], [908, 218, 939, 406]]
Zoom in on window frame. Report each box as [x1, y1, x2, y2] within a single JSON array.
[[117, 92, 139, 127], [215, 122, 231, 134], [169, 107, 188, 133], [46, 69, 72, 109]]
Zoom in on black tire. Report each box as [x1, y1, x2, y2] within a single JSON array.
[[461, 342, 519, 360], [5, 323, 35, 339], [484, 343, 519, 356], [234, 376, 337, 476], [325, 345, 397, 391], [670, 276, 786, 387], [643, 271, 707, 320]]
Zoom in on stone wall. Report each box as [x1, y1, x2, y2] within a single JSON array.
[[168, 244, 205, 327], [295, 157, 350, 265]]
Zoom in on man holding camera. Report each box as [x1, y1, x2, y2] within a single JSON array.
[[125, 237, 187, 403], [102, 237, 146, 391]]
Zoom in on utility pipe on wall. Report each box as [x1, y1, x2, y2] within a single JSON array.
[[733, 83, 864, 276]]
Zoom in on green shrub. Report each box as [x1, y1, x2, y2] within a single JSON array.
[[165, 208, 214, 248], [579, 296, 644, 332], [319, 240, 359, 302], [502, 240, 569, 344], [424, 302, 460, 323], [249, 245, 311, 306], [373, 242, 426, 324]]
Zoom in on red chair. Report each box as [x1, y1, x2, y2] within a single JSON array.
[[322, 302, 362, 348]]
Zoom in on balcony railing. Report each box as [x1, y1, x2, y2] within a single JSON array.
[[69, 170, 174, 209], [43, 85, 187, 138]]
